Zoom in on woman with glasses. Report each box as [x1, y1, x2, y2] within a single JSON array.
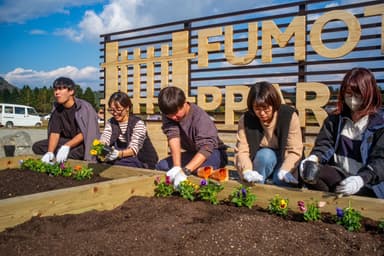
[[300, 67, 384, 198], [99, 91, 158, 169], [235, 81, 303, 187]]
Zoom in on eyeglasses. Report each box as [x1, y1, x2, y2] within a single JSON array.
[[253, 106, 273, 114], [107, 108, 126, 114]]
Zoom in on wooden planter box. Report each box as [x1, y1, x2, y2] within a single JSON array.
[[0, 156, 383, 232]]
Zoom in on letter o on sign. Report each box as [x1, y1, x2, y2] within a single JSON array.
[[310, 10, 361, 58]]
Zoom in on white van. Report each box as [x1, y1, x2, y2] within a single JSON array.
[[0, 103, 42, 128]]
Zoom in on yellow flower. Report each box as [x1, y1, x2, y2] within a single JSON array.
[[280, 199, 287, 209], [92, 139, 100, 146], [90, 149, 98, 156]]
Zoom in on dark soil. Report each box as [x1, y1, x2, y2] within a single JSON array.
[[0, 169, 383, 256], [0, 169, 110, 199]]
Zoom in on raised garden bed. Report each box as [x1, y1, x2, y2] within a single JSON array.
[[0, 168, 110, 200], [0, 196, 383, 255], [0, 156, 383, 255]]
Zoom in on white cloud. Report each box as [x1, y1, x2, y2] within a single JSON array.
[[58, 0, 151, 41], [1, 0, 272, 41], [29, 29, 47, 35], [0, 0, 102, 23], [54, 28, 84, 42], [56, 0, 266, 42], [2, 66, 100, 90]]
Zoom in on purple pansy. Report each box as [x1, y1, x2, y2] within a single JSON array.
[[241, 188, 247, 197], [336, 207, 344, 218]]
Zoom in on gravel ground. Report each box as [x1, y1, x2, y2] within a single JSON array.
[[0, 128, 47, 143], [0, 128, 47, 157]]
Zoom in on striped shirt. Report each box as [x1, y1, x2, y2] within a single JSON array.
[[100, 119, 147, 155]]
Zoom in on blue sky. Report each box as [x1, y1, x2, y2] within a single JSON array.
[[0, 0, 365, 90], [0, 0, 273, 90]]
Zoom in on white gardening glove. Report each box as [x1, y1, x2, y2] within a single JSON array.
[[166, 166, 182, 183], [243, 170, 263, 183], [335, 176, 364, 195], [173, 171, 187, 189], [41, 152, 55, 163], [299, 155, 318, 175], [106, 148, 120, 161], [56, 145, 70, 163], [277, 169, 298, 184]]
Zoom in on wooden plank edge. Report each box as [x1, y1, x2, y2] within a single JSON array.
[[0, 175, 156, 232], [1, 157, 383, 231]]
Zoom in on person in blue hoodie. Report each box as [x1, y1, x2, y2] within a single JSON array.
[[300, 67, 384, 198]]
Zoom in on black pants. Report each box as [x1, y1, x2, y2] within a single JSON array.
[[306, 165, 376, 198], [32, 138, 84, 160]]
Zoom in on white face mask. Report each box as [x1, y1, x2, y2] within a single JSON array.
[[345, 95, 362, 112]]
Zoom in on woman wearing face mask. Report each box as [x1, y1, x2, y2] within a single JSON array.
[[300, 67, 384, 198]]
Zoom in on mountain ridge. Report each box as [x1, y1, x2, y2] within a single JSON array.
[[0, 77, 18, 91]]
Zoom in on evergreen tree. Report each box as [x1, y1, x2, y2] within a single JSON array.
[[82, 87, 97, 109], [1, 83, 99, 113], [9, 89, 20, 103], [0, 89, 11, 102], [75, 84, 83, 98], [19, 86, 33, 106], [34, 87, 53, 113]]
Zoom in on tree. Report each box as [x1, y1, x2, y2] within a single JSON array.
[[9, 89, 20, 103], [0, 89, 11, 102], [81, 87, 97, 109], [34, 87, 53, 113], [1, 83, 99, 113], [19, 86, 33, 106], [74, 85, 83, 98]]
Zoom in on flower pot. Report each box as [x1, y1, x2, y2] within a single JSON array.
[[101, 145, 113, 157], [302, 161, 320, 184], [4, 145, 16, 157]]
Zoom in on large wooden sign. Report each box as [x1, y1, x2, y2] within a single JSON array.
[[101, 1, 384, 132]]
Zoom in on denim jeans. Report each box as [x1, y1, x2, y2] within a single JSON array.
[[253, 147, 295, 186]]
